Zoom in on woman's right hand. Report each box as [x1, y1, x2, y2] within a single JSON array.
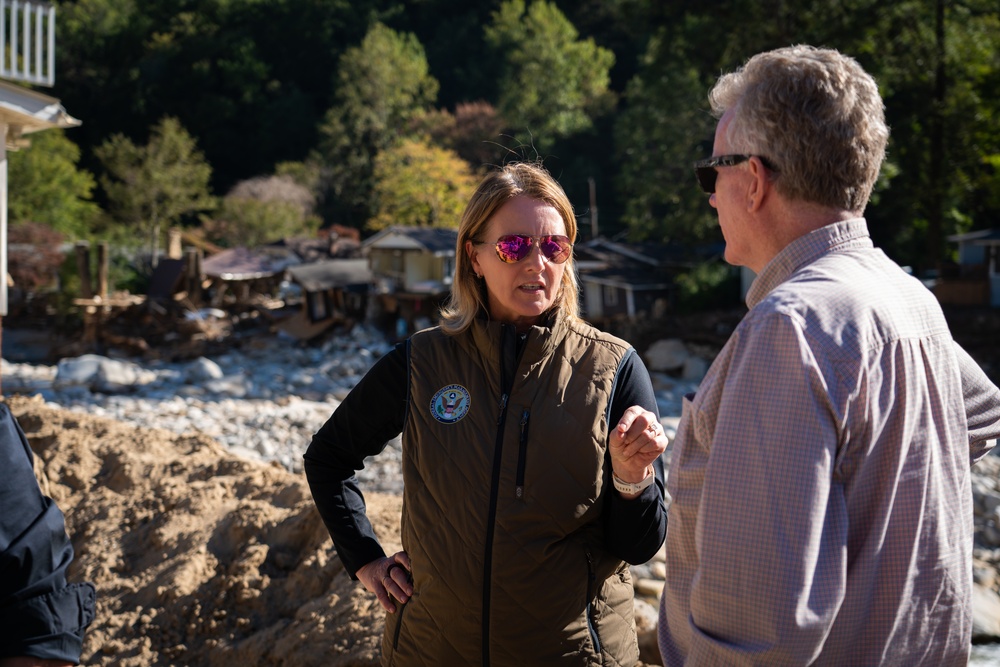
[[356, 551, 412, 613]]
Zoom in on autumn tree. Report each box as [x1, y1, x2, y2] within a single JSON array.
[[410, 101, 509, 169], [368, 139, 478, 230]]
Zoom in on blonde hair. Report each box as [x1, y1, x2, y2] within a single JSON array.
[[439, 162, 580, 335], [710, 45, 889, 213]]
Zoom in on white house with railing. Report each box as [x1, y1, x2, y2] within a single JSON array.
[[0, 0, 79, 317]]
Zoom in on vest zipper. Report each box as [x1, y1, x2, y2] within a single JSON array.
[[586, 549, 602, 655], [482, 390, 509, 667], [515, 408, 530, 499], [482, 324, 519, 667], [391, 598, 407, 650]]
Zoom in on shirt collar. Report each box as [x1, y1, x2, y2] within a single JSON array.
[[746, 218, 873, 308]]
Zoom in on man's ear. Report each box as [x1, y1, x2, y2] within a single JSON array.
[[746, 156, 771, 213]]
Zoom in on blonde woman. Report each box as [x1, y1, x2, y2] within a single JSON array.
[[306, 162, 668, 666]]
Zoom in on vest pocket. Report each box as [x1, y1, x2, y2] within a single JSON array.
[[514, 408, 530, 499]]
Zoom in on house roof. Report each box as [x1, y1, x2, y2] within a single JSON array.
[[577, 237, 723, 270], [362, 226, 458, 256], [578, 239, 661, 266], [947, 228, 1000, 245], [269, 234, 363, 262], [577, 266, 673, 290], [201, 246, 301, 281], [286, 259, 372, 292], [0, 79, 80, 149], [574, 237, 725, 290]]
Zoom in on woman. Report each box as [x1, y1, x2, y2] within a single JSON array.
[[304, 161, 668, 666]]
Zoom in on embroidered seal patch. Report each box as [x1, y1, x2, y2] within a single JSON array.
[[430, 384, 471, 424]]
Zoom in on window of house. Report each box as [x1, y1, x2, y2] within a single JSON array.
[[604, 285, 618, 307]]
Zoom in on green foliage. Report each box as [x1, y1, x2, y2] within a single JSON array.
[[368, 139, 479, 230], [39, 0, 1000, 278], [55, 0, 383, 191], [485, 0, 616, 153], [95, 116, 215, 265], [104, 244, 152, 295], [208, 198, 321, 248], [674, 260, 741, 314], [7, 130, 101, 239], [275, 160, 326, 197], [613, 30, 718, 243], [317, 21, 440, 227]]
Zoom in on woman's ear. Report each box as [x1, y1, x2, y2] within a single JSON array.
[[465, 239, 482, 278]]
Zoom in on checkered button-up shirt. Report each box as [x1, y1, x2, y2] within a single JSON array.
[[658, 218, 1000, 666]]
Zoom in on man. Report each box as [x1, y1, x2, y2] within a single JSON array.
[[658, 45, 1000, 665], [0, 403, 95, 667]]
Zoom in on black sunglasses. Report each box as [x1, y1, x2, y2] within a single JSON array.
[[480, 234, 573, 264], [693, 154, 776, 194]]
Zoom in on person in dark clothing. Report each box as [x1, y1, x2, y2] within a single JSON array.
[[0, 403, 96, 667], [305, 161, 669, 666]]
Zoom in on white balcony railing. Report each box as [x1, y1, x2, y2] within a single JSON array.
[[0, 0, 55, 87]]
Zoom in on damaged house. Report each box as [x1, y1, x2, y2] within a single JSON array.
[[363, 226, 457, 337], [281, 258, 373, 340]]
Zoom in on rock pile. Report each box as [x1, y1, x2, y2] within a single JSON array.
[[1, 325, 699, 490]]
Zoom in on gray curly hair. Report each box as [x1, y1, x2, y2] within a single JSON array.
[[709, 45, 889, 213]]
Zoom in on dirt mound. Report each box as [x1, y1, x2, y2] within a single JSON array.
[[6, 394, 400, 667]]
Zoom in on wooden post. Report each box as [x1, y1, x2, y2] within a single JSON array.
[[184, 247, 202, 304], [168, 228, 183, 259], [97, 241, 109, 299], [75, 241, 92, 299]]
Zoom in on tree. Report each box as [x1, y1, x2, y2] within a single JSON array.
[[317, 22, 440, 228], [55, 0, 388, 193], [857, 0, 1000, 270], [368, 139, 478, 230], [8, 130, 100, 239], [6, 222, 65, 292], [204, 175, 322, 248], [95, 116, 215, 267], [613, 31, 718, 243], [409, 101, 510, 169], [484, 0, 616, 154]]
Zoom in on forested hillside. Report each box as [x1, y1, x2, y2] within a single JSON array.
[[11, 0, 1000, 286]]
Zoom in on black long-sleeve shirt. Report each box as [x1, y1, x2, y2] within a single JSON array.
[[304, 337, 667, 578]]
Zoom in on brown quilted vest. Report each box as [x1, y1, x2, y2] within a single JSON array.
[[381, 314, 640, 667]]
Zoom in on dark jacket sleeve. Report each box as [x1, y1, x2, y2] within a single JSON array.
[[0, 403, 96, 664], [303, 343, 408, 579], [603, 350, 669, 564]]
